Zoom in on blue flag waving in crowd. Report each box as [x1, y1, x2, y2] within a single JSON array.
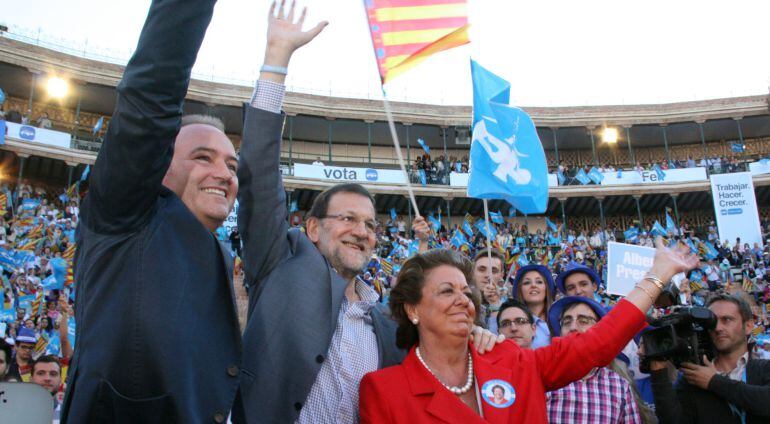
[[489, 210, 504, 224], [665, 210, 677, 234], [467, 60, 548, 214], [417, 137, 430, 154]]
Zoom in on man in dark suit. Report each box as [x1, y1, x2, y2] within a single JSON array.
[[60, 0, 307, 422]]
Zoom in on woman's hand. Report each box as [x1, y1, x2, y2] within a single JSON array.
[[471, 326, 505, 354], [648, 237, 700, 283]]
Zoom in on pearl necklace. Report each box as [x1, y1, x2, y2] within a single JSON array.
[[415, 347, 474, 395]]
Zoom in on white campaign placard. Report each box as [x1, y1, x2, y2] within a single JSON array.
[[607, 242, 656, 296], [293, 163, 406, 184], [710, 172, 763, 247]]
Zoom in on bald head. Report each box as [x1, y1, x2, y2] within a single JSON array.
[[162, 123, 238, 231]]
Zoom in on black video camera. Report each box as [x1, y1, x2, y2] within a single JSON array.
[[640, 306, 717, 373]]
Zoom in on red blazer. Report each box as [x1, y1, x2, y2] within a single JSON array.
[[360, 299, 646, 423]]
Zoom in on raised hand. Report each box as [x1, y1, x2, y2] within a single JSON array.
[[263, 0, 328, 69], [412, 217, 431, 243], [649, 237, 700, 283]]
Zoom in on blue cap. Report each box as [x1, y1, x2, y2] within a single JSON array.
[[548, 296, 607, 337], [555, 264, 601, 295], [15, 327, 37, 344], [512, 265, 555, 299]]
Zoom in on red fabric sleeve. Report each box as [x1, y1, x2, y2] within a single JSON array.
[[534, 299, 646, 391]]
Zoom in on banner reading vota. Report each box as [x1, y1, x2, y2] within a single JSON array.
[[293, 163, 406, 184], [710, 172, 763, 247]]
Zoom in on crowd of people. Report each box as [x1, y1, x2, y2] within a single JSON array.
[[0, 180, 78, 418], [397, 152, 753, 187], [2, 1, 769, 423], [343, 211, 770, 422], [4, 171, 769, 422]]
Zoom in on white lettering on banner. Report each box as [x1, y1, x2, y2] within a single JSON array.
[[615, 264, 646, 280], [710, 173, 763, 247], [222, 200, 238, 235], [294, 163, 406, 184], [5, 121, 72, 149], [606, 242, 656, 296], [601, 167, 707, 185]]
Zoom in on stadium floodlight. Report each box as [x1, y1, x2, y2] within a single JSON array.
[[602, 127, 618, 144], [46, 76, 69, 99]]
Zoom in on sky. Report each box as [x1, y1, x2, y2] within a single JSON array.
[[3, 0, 769, 107]]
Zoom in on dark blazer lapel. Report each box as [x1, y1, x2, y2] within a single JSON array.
[[326, 260, 347, 339], [215, 240, 239, 327], [402, 349, 485, 424], [371, 307, 388, 369], [371, 305, 405, 369], [473, 347, 515, 424]]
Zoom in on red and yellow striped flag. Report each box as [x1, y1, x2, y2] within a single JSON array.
[[16, 238, 40, 252], [26, 224, 43, 240], [743, 279, 754, 292], [65, 261, 74, 287], [62, 243, 76, 261], [34, 332, 49, 357], [364, 0, 470, 84], [31, 290, 43, 318]]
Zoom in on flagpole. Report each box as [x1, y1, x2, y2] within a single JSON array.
[[483, 198, 494, 286], [381, 89, 420, 217]]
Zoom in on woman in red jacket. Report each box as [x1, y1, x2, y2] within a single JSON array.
[[360, 240, 697, 423]]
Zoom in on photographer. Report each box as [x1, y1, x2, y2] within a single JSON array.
[[648, 293, 770, 423]]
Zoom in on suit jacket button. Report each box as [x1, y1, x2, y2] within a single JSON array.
[[294, 402, 303, 411], [213, 411, 225, 423], [315, 355, 324, 364], [227, 365, 239, 377]]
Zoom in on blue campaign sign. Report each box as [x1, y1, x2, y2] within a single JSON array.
[[0, 119, 5, 146], [17, 294, 34, 313], [606, 242, 656, 296], [68, 316, 77, 348], [575, 169, 591, 185], [0, 308, 15, 322], [467, 60, 548, 214]]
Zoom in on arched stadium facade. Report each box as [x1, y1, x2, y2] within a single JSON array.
[[2, 34, 770, 234]]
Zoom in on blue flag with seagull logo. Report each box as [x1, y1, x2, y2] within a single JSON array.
[[467, 60, 548, 214]]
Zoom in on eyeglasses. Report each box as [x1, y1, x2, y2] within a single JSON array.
[[560, 315, 597, 328], [321, 214, 377, 234], [499, 317, 531, 329]]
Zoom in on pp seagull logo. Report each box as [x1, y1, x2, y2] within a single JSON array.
[[472, 117, 531, 185]]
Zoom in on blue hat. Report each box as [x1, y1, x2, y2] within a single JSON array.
[[512, 265, 555, 299], [555, 264, 601, 295], [15, 327, 37, 344], [548, 296, 607, 337]]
